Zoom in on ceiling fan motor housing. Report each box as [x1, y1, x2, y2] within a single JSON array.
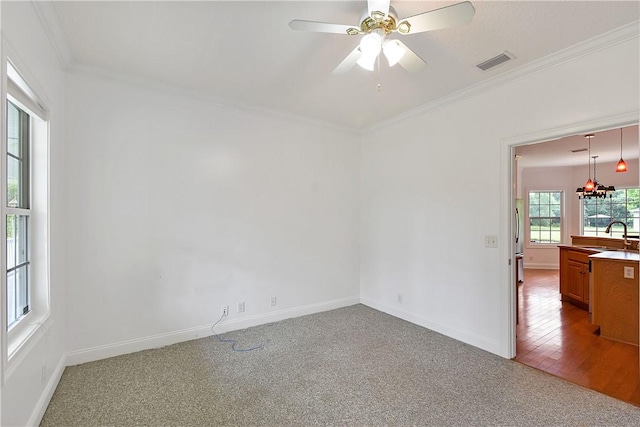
[[359, 6, 399, 34]]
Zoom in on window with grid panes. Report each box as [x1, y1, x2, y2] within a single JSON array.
[[582, 188, 640, 237], [529, 191, 562, 244], [6, 100, 31, 328], [4, 60, 50, 364]]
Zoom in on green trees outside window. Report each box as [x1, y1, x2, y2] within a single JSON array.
[[583, 188, 640, 237]]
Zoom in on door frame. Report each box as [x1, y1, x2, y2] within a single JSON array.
[[500, 111, 639, 358]]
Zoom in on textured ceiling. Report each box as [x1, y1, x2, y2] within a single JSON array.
[[48, 1, 640, 132]]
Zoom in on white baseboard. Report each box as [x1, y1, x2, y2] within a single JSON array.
[[66, 296, 360, 366], [27, 353, 67, 427], [360, 297, 501, 356], [524, 263, 558, 270]]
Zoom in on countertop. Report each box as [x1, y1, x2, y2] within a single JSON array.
[[559, 245, 640, 261], [589, 251, 640, 262]]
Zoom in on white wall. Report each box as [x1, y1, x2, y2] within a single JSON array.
[[64, 73, 361, 357], [521, 159, 639, 269], [0, 3, 637, 424], [360, 35, 639, 357], [0, 2, 67, 426]]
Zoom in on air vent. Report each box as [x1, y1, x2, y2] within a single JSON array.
[[476, 51, 514, 71], [571, 148, 588, 153]]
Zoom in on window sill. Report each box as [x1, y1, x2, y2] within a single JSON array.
[[4, 312, 51, 381], [526, 243, 563, 249]]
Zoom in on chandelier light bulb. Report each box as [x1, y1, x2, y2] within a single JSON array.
[[616, 158, 628, 173], [616, 128, 627, 173], [359, 32, 382, 57], [356, 53, 377, 71], [382, 39, 406, 67], [576, 134, 615, 199], [584, 179, 595, 192], [357, 32, 383, 71]]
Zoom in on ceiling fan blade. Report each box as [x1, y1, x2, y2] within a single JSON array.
[[397, 1, 475, 34], [368, 0, 390, 20], [396, 41, 426, 73], [332, 46, 362, 75], [289, 20, 360, 35]]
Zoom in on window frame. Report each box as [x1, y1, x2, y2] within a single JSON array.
[[581, 187, 640, 238], [6, 100, 32, 329], [1, 58, 51, 380], [526, 190, 564, 246]]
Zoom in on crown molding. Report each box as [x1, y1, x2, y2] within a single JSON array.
[[31, 0, 74, 70], [70, 63, 359, 136], [29, 0, 354, 134], [30, 0, 639, 136], [363, 20, 640, 135], [503, 111, 639, 147]]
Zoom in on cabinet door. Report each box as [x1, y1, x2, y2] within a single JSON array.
[[566, 259, 585, 302]]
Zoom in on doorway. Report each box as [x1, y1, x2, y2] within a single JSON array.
[[504, 116, 640, 405]]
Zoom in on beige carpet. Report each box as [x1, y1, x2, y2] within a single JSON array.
[[41, 304, 640, 426]]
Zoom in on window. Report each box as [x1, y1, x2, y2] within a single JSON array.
[[3, 60, 49, 365], [582, 188, 640, 237], [529, 191, 562, 244], [6, 101, 31, 328]]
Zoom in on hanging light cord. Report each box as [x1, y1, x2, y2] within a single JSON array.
[[620, 128, 623, 157], [587, 135, 592, 182]]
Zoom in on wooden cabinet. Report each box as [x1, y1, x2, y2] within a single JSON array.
[[559, 247, 593, 309], [566, 259, 588, 303], [591, 252, 640, 346]]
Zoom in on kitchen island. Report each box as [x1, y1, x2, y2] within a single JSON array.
[[590, 250, 639, 346], [559, 235, 639, 346]]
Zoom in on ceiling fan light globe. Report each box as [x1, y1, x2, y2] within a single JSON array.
[[359, 32, 382, 56], [356, 53, 377, 71], [383, 39, 406, 67]]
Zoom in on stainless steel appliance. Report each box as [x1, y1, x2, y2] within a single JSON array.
[[515, 198, 524, 281]]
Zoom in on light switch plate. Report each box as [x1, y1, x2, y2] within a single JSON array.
[[624, 266, 634, 279]]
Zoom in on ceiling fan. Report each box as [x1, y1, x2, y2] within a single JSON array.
[[289, 0, 475, 74]]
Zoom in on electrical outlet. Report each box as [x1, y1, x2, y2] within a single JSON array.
[[221, 305, 229, 317], [624, 266, 634, 279], [270, 296, 277, 307], [484, 235, 498, 248], [237, 301, 245, 313], [397, 294, 403, 304]]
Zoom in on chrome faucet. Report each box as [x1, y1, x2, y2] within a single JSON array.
[[605, 220, 631, 250]]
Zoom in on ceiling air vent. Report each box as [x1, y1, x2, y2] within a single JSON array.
[[571, 148, 588, 153], [476, 51, 514, 71]]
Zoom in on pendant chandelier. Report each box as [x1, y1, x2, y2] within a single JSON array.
[[616, 127, 628, 173], [576, 134, 615, 199]]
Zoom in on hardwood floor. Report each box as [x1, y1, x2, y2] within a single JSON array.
[[515, 268, 640, 406]]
